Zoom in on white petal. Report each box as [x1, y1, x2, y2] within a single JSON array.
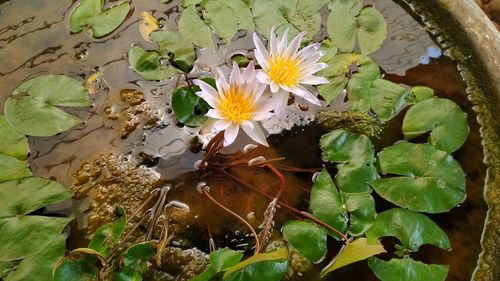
[[252, 33, 269, 68], [273, 91, 289, 119], [205, 109, 223, 119], [278, 29, 289, 55], [223, 124, 239, 146], [213, 119, 232, 131], [270, 27, 277, 55], [253, 111, 274, 121], [193, 80, 219, 107], [290, 85, 322, 106], [253, 82, 268, 101], [300, 75, 329, 85], [301, 62, 329, 76], [295, 43, 320, 60], [242, 61, 256, 84], [286, 32, 305, 58], [270, 82, 280, 93], [242, 120, 254, 129], [256, 71, 272, 84], [241, 122, 268, 146], [230, 61, 241, 85], [215, 68, 229, 94]]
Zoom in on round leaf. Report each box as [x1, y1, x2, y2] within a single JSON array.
[[128, 46, 180, 81], [366, 208, 450, 252], [201, 0, 254, 43], [320, 129, 375, 165], [410, 86, 434, 103], [151, 30, 196, 71], [310, 169, 347, 239], [0, 154, 31, 184], [357, 6, 387, 54], [171, 86, 210, 126], [372, 142, 466, 213], [4, 75, 91, 137], [402, 98, 468, 153], [69, 0, 102, 33], [0, 116, 29, 160], [282, 220, 327, 263], [179, 5, 215, 50], [335, 163, 378, 193], [343, 192, 376, 236], [88, 2, 130, 38], [327, 1, 357, 52], [368, 256, 449, 281]]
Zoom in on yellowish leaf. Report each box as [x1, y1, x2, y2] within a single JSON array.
[[139, 12, 159, 42]]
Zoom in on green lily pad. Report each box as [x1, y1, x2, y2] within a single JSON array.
[[192, 248, 243, 281], [151, 30, 196, 72], [200, 0, 254, 43], [348, 77, 411, 121], [3, 235, 66, 281], [310, 169, 347, 239], [319, 38, 338, 63], [357, 6, 387, 55], [409, 86, 434, 104], [343, 192, 376, 236], [402, 98, 468, 153], [326, 0, 357, 52], [88, 207, 127, 257], [366, 208, 450, 252], [114, 242, 156, 279], [179, 5, 215, 50], [4, 75, 91, 137], [69, 0, 130, 37], [0, 116, 28, 160], [372, 142, 466, 213], [321, 238, 385, 278], [172, 85, 211, 127], [282, 221, 327, 263], [320, 129, 375, 165], [0, 154, 31, 184], [335, 163, 378, 193], [223, 247, 289, 281], [368, 256, 449, 281], [53, 248, 105, 281], [128, 46, 181, 81]]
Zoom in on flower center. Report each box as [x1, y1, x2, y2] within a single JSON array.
[[218, 85, 254, 124], [268, 55, 301, 87]]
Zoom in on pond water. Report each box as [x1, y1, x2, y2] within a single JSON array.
[[0, 0, 489, 280]]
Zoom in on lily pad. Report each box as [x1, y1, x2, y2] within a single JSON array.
[[179, 5, 215, 50], [320, 129, 375, 165], [343, 192, 376, 236], [192, 248, 243, 281], [366, 208, 450, 252], [4, 75, 91, 137], [69, 0, 130, 37], [357, 6, 387, 54], [335, 163, 378, 193], [368, 256, 449, 281], [128, 46, 181, 81], [402, 98, 468, 153], [114, 242, 156, 280], [172, 85, 211, 127], [326, 0, 357, 52], [0, 116, 29, 160], [310, 169, 347, 239], [282, 221, 327, 263], [53, 248, 105, 281], [321, 238, 385, 277], [409, 86, 434, 103], [223, 248, 289, 281], [0, 154, 31, 184], [372, 142, 466, 213], [88, 207, 127, 257], [151, 30, 196, 72]]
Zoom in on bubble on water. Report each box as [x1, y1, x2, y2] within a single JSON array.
[[437, 179, 446, 189]]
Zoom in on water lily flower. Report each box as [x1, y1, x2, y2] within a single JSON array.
[[252, 28, 329, 117], [193, 61, 273, 147]]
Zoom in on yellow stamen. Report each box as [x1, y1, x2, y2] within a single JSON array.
[[268, 55, 301, 87], [218, 85, 254, 124]]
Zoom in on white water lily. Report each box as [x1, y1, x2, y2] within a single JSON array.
[[193, 62, 273, 147], [253, 28, 329, 117]]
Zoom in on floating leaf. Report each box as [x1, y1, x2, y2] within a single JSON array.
[[282, 221, 327, 263], [3, 235, 65, 281], [114, 242, 156, 280], [182, 0, 202, 7], [343, 192, 376, 236], [191, 248, 243, 281], [409, 86, 434, 103], [139, 12, 159, 42], [320, 129, 375, 165], [319, 38, 338, 63], [326, 0, 357, 52], [310, 169, 347, 239], [4, 75, 91, 137], [335, 163, 377, 193], [88, 207, 127, 257], [223, 248, 288, 281], [70, 0, 130, 37], [357, 6, 387, 54], [402, 98, 468, 153], [0, 116, 29, 160], [366, 208, 450, 252], [321, 238, 385, 277], [372, 142, 466, 213], [151, 30, 196, 72], [201, 0, 254, 43], [0, 154, 31, 184], [368, 256, 449, 281], [53, 248, 106, 281], [179, 5, 215, 50], [128, 46, 181, 81], [172, 85, 211, 126]]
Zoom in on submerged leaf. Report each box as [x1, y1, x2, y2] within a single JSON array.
[[88, 207, 127, 257], [282, 221, 327, 263], [128, 46, 181, 80], [4, 75, 91, 137], [321, 238, 385, 277], [223, 248, 289, 281], [0, 116, 29, 160], [372, 142, 466, 213], [402, 98, 468, 153], [366, 208, 450, 252], [368, 256, 449, 281], [179, 5, 215, 50]]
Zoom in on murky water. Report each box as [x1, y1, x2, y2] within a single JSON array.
[[0, 0, 488, 280]]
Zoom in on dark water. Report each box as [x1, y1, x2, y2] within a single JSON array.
[[0, 0, 488, 280]]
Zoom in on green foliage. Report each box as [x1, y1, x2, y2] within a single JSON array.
[[0, 154, 31, 184], [128, 46, 181, 80], [403, 98, 468, 153], [366, 208, 450, 253], [342, 192, 376, 236], [368, 256, 449, 281], [171, 84, 211, 126], [113, 242, 156, 281], [88, 207, 127, 257], [69, 0, 130, 37], [191, 248, 243, 281], [335, 163, 377, 193], [54, 248, 106, 281], [282, 221, 327, 263], [151, 30, 196, 72], [223, 248, 289, 281], [4, 75, 91, 137], [372, 142, 466, 213], [0, 116, 28, 160], [327, 1, 387, 54], [409, 86, 435, 103], [320, 129, 375, 165], [179, 5, 215, 50]]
